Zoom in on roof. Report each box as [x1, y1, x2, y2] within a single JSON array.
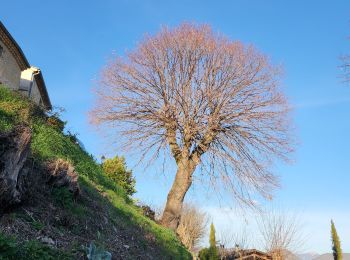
[[34, 71, 52, 110], [0, 21, 29, 70], [0, 21, 52, 110], [240, 249, 272, 259], [222, 249, 272, 260]]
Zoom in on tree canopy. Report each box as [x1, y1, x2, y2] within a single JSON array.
[[91, 23, 293, 230]]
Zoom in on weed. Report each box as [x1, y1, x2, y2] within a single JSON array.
[[31, 220, 45, 231], [20, 240, 55, 259], [0, 233, 17, 260], [52, 187, 86, 218], [0, 232, 72, 260]]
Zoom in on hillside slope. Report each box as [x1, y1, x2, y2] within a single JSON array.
[[0, 86, 191, 259]]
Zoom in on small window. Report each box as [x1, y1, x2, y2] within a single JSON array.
[[0, 45, 3, 57]]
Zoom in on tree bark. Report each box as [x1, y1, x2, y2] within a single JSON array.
[[0, 126, 80, 211], [161, 159, 195, 231], [0, 126, 32, 209]]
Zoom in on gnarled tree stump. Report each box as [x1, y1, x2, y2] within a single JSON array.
[[0, 126, 32, 209]]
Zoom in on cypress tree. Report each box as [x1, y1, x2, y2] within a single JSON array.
[[208, 223, 218, 260], [198, 223, 219, 260], [209, 223, 216, 248], [331, 220, 342, 260]]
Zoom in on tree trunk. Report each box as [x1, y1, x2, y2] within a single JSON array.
[[161, 159, 195, 231], [0, 126, 32, 209]]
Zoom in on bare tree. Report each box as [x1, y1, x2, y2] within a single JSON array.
[[90, 23, 293, 231], [176, 203, 209, 252], [257, 210, 304, 260], [218, 228, 251, 259], [219, 228, 251, 250]]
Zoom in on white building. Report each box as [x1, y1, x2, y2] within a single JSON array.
[[0, 21, 51, 110]]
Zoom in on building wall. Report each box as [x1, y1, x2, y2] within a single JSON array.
[[0, 41, 21, 90], [20, 68, 42, 104], [30, 79, 42, 104]]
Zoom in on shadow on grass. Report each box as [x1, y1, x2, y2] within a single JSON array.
[[76, 176, 191, 259]]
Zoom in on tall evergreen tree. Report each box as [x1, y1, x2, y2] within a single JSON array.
[[209, 223, 216, 248], [331, 220, 342, 260], [208, 223, 218, 260]]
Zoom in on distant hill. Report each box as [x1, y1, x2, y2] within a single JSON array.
[[296, 253, 320, 260], [295, 252, 350, 260], [313, 253, 350, 260]]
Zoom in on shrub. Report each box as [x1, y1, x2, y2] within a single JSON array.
[[47, 115, 66, 131], [101, 156, 136, 196], [198, 247, 219, 260], [20, 240, 55, 259], [198, 223, 219, 260], [0, 233, 17, 260], [177, 203, 208, 252], [0, 232, 71, 260], [52, 187, 86, 217], [198, 248, 210, 260], [139, 204, 156, 221]]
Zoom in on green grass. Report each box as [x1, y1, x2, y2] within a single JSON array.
[[51, 187, 87, 217], [0, 232, 72, 260], [31, 220, 45, 231], [0, 86, 191, 259]]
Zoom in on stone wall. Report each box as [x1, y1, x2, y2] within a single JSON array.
[[0, 41, 21, 90]]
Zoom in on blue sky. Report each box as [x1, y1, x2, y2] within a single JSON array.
[[1, 0, 350, 253]]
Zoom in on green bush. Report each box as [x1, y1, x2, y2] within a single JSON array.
[[31, 220, 45, 231], [198, 223, 219, 260], [102, 156, 136, 196], [52, 187, 86, 217], [47, 115, 66, 132], [0, 233, 17, 260], [0, 232, 71, 260], [198, 248, 210, 260], [198, 247, 219, 260], [20, 240, 56, 259]]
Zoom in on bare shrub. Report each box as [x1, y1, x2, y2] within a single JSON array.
[[257, 210, 304, 260], [176, 203, 209, 252], [218, 228, 251, 250], [217, 228, 251, 259]]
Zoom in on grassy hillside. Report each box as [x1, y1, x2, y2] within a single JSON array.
[[0, 86, 191, 259]]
